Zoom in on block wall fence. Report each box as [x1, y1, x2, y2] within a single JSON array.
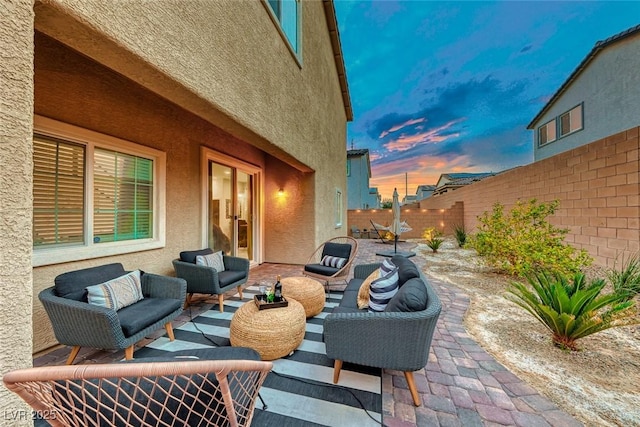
[[347, 126, 640, 268]]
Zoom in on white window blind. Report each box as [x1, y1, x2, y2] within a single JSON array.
[[94, 149, 153, 243], [33, 116, 166, 266], [33, 136, 85, 247]]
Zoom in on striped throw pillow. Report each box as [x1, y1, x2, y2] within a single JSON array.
[[380, 258, 396, 274], [86, 270, 144, 311], [321, 255, 347, 269], [196, 251, 225, 272], [368, 266, 399, 313]]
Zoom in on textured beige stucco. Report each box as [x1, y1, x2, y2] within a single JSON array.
[[30, 0, 348, 353], [34, 0, 347, 246], [1, 0, 35, 422]]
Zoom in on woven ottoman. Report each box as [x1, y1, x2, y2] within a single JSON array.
[[230, 299, 306, 360], [281, 276, 325, 318]]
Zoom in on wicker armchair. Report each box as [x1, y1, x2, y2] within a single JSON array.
[[173, 249, 249, 312], [302, 236, 358, 290], [39, 263, 186, 365], [3, 348, 272, 427]]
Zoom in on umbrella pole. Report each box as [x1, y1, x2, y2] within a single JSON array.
[[394, 234, 398, 253]]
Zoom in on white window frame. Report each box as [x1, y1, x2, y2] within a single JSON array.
[[559, 103, 584, 138], [262, 0, 302, 66], [335, 188, 343, 228], [33, 116, 166, 267], [538, 119, 557, 147]]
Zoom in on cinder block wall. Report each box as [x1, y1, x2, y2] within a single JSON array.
[[412, 127, 638, 268], [348, 201, 464, 239]]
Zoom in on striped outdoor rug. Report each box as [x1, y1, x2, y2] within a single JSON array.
[[134, 285, 382, 426]]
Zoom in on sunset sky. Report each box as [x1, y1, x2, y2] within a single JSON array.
[[334, 1, 640, 201]]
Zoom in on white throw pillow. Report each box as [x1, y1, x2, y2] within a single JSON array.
[[86, 270, 144, 311], [321, 255, 348, 269], [196, 251, 226, 272]]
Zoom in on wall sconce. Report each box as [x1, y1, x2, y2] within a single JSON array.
[[277, 188, 285, 197]]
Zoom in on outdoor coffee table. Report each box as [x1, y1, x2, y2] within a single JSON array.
[[280, 276, 325, 318], [229, 298, 306, 360]]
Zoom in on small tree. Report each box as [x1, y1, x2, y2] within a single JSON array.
[[381, 199, 393, 209], [506, 271, 638, 351], [469, 199, 592, 276]]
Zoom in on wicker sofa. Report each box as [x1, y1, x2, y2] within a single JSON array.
[[39, 263, 186, 365], [323, 256, 442, 406]]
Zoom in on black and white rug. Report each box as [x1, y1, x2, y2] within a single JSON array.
[[135, 285, 382, 426]]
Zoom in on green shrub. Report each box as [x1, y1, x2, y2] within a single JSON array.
[[469, 199, 592, 276], [506, 271, 638, 351], [453, 224, 467, 247], [422, 227, 444, 253], [607, 252, 640, 300]]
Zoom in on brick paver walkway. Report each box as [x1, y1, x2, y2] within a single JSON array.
[[33, 239, 583, 426]]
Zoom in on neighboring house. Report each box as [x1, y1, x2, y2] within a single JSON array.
[[416, 184, 436, 201], [0, 0, 352, 396], [347, 149, 379, 209], [528, 24, 640, 161], [402, 195, 418, 205], [433, 173, 495, 196]]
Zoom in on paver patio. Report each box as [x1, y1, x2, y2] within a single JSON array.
[[33, 239, 583, 426]]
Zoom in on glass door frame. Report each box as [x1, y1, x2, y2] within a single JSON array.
[[200, 147, 263, 266]]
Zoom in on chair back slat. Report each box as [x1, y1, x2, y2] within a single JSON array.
[[3, 359, 272, 427]]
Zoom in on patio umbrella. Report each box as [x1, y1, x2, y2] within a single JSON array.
[[390, 188, 402, 253]]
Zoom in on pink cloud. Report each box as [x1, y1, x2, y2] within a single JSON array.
[[379, 118, 426, 138], [382, 119, 463, 152], [370, 152, 477, 200]]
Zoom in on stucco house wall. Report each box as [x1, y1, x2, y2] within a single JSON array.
[[0, 0, 35, 419], [34, 0, 348, 246], [532, 29, 640, 161], [2, 0, 351, 370], [347, 151, 375, 209]]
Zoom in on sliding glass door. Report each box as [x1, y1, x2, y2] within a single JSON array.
[[204, 150, 260, 263]]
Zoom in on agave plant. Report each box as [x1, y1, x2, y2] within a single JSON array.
[[453, 224, 467, 247], [607, 252, 640, 300], [506, 271, 638, 350]]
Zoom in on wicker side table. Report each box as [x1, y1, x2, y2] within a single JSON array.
[[281, 277, 326, 318], [230, 299, 306, 361]]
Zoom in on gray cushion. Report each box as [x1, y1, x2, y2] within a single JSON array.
[[304, 263, 339, 277], [384, 278, 428, 312], [54, 263, 126, 301], [345, 278, 364, 292], [321, 242, 352, 260], [391, 255, 421, 287], [217, 270, 247, 287], [118, 298, 182, 337], [340, 289, 360, 309], [180, 248, 214, 264]]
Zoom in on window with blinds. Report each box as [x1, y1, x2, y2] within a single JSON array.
[[94, 149, 153, 243], [33, 136, 85, 247], [33, 116, 166, 266], [33, 141, 154, 248]]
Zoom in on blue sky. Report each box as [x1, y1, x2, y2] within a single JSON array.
[[334, 1, 640, 200]]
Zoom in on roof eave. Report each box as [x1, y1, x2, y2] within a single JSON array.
[[323, 0, 353, 122], [527, 23, 640, 129]]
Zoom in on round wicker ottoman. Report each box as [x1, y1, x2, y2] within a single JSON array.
[[281, 276, 326, 318], [229, 299, 306, 361]]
